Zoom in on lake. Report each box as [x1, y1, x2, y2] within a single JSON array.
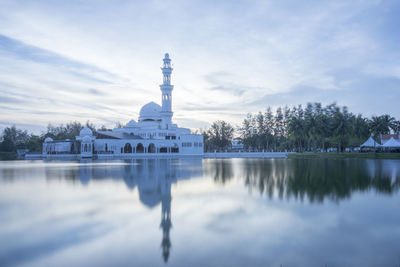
[[0, 158, 399, 267]]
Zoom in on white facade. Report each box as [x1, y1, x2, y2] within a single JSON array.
[[43, 53, 203, 158]]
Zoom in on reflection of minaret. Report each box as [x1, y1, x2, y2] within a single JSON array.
[[72, 158, 204, 263], [160, 174, 172, 262]]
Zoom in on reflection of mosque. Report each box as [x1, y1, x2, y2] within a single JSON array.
[[48, 158, 203, 263]]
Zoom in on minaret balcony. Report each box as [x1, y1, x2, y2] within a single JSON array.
[[160, 84, 173, 90]]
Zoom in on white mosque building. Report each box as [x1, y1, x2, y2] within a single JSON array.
[[42, 53, 203, 158]]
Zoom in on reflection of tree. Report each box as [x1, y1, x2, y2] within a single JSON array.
[[241, 159, 400, 203], [205, 159, 234, 184]]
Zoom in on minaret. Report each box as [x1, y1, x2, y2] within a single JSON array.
[[160, 53, 174, 128]]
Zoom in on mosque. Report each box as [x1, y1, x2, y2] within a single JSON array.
[[42, 53, 203, 158]]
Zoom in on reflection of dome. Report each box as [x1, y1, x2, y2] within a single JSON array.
[[80, 127, 93, 136], [44, 137, 53, 142], [82, 135, 92, 142], [138, 179, 162, 207], [139, 189, 162, 208], [139, 102, 161, 122], [125, 120, 137, 128]]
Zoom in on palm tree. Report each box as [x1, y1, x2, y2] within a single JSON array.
[[391, 120, 400, 133], [369, 115, 395, 142], [331, 106, 351, 152]]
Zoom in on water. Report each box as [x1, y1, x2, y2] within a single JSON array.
[[0, 158, 399, 267]]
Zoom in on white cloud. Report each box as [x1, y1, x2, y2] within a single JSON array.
[[0, 0, 399, 132]]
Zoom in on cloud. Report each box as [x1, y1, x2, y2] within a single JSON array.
[[0, 0, 399, 132], [87, 88, 104, 96]]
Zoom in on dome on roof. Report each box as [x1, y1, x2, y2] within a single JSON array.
[[44, 137, 53, 142], [82, 135, 92, 142], [80, 127, 93, 137], [125, 120, 137, 128], [139, 102, 161, 122]]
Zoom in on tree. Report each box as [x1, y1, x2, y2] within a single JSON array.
[[207, 121, 234, 151], [391, 121, 400, 133], [0, 126, 30, 152], [304, 103, 316, 151], [85, 121, 97, 134], [240, 114, 255, 150], [369, 115, 395, 141], [115, 121, 124, 128], [0, 126, 17, 152], [288, 105, 305, 152], [46, 121, 83, 140], [330, 106, 351, 152], [274, 107, 284, 150], [264, 107, 274, 151], [348, 114, 369, 148]]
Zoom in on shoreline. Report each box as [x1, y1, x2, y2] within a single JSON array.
[[287, 152, 400, 160], [18, 152, 292, 160], [2, 152, 400, 161]]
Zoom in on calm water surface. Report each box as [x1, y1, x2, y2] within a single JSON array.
[[0, 158, 399, 267]]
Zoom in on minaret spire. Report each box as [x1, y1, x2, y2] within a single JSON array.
[[160, 53, 174, 128]]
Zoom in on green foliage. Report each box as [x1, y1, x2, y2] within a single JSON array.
[[0, 126, 30, 152], [240, 102, 394, 152], [0, 121, 97, 154], [46, 121, 84, 140], [369, 114, 396, 141], [1, 104, 399, 155], [204, 121, 234, 151]]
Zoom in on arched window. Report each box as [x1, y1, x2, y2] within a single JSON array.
[[84, 144, 88, 152], [136, 143, 144, 153], [124, 143, 132, 153], [148, 143, 156, 153]]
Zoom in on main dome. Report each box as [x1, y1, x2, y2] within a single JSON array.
[[139, 101, 162, 122]]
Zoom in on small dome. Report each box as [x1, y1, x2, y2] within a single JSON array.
[[139, 102, 161, 122], [44, 137, 53, 142], [165, 53, 169, 59], [125, 120, 137, 128], [82, 135, 92, 142], [80, 127, 93, 136]]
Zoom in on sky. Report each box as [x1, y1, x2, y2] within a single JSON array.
[[0, 0, 399, 133]]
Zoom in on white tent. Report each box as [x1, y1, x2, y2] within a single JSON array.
[[360, 136, 380, 147], [381, 137, 400, 148]]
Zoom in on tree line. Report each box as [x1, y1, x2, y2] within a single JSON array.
[[1, 102, 399, 154], [0, 121, 98, 154], [202, 102, 400, 152]]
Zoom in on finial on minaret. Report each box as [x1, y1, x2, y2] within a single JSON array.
[[160, 53, 174, 128]]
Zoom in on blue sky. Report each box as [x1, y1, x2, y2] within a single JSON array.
[[0, 0, 399, 133]]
